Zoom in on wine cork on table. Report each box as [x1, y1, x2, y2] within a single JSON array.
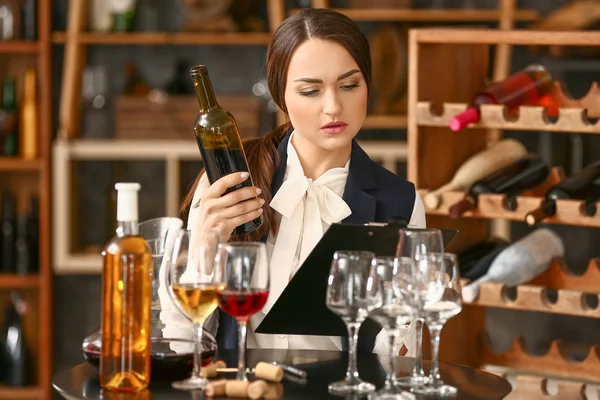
[[201, 360, 227, 378], [248, 380, 284, 399], [225, 380, 251, 398], [254, 362, 284, 382], [205, 379, 227, 397]]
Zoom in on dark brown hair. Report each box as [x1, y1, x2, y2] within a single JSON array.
[[181, 8, 372, 240]]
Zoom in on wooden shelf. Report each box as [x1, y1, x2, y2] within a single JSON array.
[[0, 274, 40, 289], [51, 32, 272, 46], [363, 115, 407, 129], [418, 189, 600, 228], [488, 372, 600, 399], [413, 28, 600, 46], [0, 158, 42, 172], [0, 40, 38, 54], [290, 8, 540, 22], [0, 386, 42, 399], [481, 337, 600, 383], [465, 281, 600, 319], [417, 101, 600, 134]]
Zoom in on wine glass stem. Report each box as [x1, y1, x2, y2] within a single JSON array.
[[237, 319, 248, 381], [413, 318, 425, 377], [192, 321, 205, 379], [385, 330, 399, 388], [428, 324, 443, 386], [346, 322, 360, 381]]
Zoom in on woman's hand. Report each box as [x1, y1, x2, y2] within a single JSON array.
[[194, 171, 264, 242]]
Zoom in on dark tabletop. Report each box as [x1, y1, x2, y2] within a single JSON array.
[[53, 349, 511, 400]]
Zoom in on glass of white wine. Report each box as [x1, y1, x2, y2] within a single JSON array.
[[168, 228, 221, 390]]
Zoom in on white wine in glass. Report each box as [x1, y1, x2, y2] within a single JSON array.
[[168, 228, 221, 391]]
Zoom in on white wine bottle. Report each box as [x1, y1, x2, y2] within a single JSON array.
[[424, 139, 527, 209], [100, 183, 152, 392]]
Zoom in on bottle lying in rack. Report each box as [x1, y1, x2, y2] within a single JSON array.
[[448, 155, 550, 218], [525, 159, 600, 226], [462, 228, 564, 303], [457, 238, 509, 281], [424, 138, 527, 210], [449, 64, 553, 132]]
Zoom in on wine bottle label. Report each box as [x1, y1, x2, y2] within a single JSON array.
[[109, 0, 136, 12]]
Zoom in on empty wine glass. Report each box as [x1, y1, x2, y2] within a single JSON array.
[[395, 228, 444, 388], [368, 256, 416, 399], [213, 242, 269, 381], [167, 229, 221, 390], [414, 252, 463, 396], [326, 251, 382, 395]]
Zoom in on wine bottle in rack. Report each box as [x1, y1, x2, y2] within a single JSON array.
[[190, 64, 263, 235], [424, 138, 527, 210], [449, 64, 553, 132], [525, 159, 600, 225], [2, 79, 18, 157], [448, 155, 550, 218], [462, 228, 564, 302], [0, 291, 31, 386], [1, 191, 15, 273], [26, 195, 39, 273]]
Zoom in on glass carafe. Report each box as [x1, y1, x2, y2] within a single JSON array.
[[138, 217, 184, 337]]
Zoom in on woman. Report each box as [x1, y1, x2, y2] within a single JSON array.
[[180, 8, 425, 355]]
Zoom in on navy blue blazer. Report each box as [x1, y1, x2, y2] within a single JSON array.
[[215, 131, 416, 352]]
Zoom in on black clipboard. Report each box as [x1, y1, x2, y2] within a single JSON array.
[[255, 223, 458, 336]]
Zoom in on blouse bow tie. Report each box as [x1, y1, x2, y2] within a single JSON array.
[[262, 158, 352, 314]]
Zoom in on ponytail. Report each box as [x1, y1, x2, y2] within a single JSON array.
[[180, 122, 292, 241]]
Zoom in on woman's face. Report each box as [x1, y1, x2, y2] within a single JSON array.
[[284, 38, 368, 153]]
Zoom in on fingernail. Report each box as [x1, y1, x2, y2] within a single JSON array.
[[256, 188, 262, 195], [240, 172, 249, 179], [260, 199, 265, 205], [258, 208, 264, 214]]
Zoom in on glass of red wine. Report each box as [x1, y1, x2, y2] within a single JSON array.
[[213, 242, 270, 381]]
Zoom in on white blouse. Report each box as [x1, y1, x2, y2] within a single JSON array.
[[164, 132, 426, 356]]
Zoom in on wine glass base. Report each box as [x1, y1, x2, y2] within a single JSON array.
[[328, 379, 376, 395], [394, 375, 429, 388], [369, 386, 414, 399], [171, 376, 209, 391], [413, 383, 457, 397]]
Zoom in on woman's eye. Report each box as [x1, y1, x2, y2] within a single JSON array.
[[299, 89, 319, 97], [341, 84, 360, 90]]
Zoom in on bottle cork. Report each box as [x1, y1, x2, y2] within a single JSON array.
[[247, 380, 268, 400], [201, 360, 227, 378], [225, 380, 250, 398], [254, 362, 284, 382], [205, 379, 227, 397], [262, 381, 284, 399]]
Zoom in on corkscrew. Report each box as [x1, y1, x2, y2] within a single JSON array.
[[207, 360, 308, 384]]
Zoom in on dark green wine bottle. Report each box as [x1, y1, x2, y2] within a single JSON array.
[[190, 65, 263, 235]]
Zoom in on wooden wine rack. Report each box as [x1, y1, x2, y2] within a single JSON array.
[[492, 372, 600, 399], [408, 27, 600, 394], [417, 101, 600, 133]]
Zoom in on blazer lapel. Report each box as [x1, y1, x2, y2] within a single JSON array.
[[270, 131, 291, 197], [343, 140, 377, 224]]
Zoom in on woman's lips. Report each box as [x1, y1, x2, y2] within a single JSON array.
[[321, 122, 348, 135]]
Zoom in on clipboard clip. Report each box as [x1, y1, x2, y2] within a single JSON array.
[[364, 217, 408, 228]]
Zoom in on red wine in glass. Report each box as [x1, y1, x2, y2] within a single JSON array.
[[217, 289, 269, 320]]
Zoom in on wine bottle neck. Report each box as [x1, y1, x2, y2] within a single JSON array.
[[117, 220, 138, 237], [525, 199, 556, 226], [191, 66, 218, 113], [114, 182, 141, 237]]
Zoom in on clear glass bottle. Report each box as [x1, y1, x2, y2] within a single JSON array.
[[100, 182, 152, 392]]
